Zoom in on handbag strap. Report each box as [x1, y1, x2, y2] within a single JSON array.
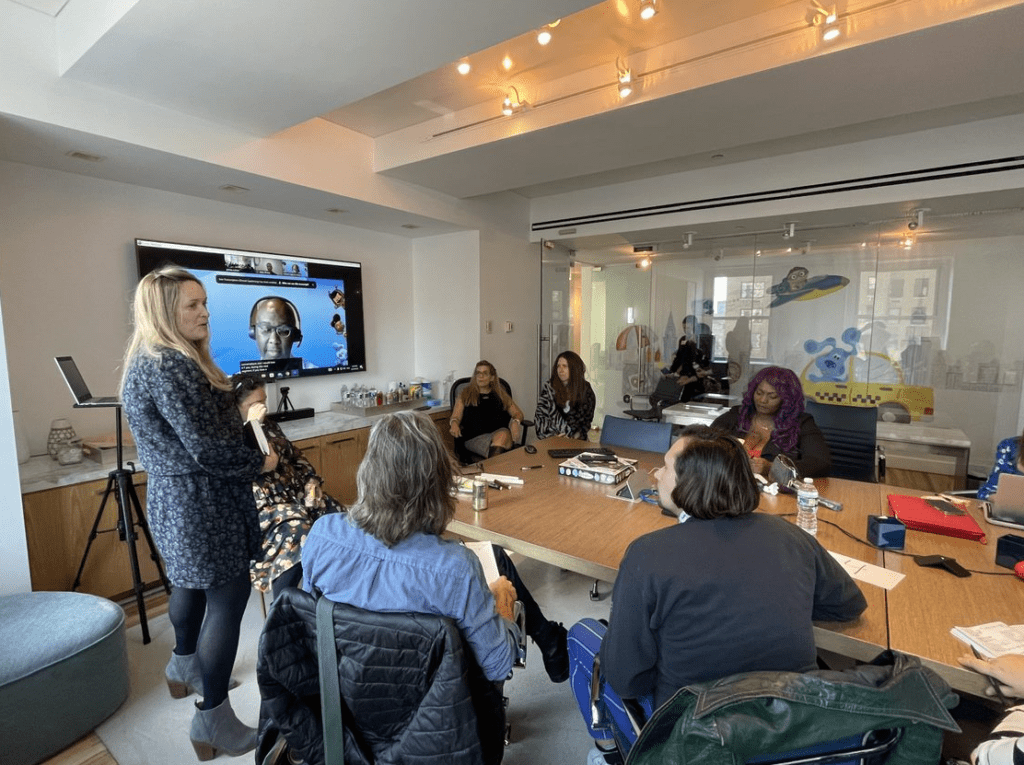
[[316, 596, 344, 765]]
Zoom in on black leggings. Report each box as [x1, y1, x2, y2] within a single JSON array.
[[168, 572, 251, 709], [492, 546, 549, 640]]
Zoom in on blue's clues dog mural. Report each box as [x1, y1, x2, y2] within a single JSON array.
[[803, 327, 862, 383]]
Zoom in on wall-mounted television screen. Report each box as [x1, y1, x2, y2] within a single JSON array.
[[135, 239, 366, 381]]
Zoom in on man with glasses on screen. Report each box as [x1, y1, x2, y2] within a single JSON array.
[[249, 297, 302, 361]]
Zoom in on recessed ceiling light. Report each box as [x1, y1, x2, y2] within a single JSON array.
[[537, 29, 552, 45], [66, 150, 104, 162], [456, 61, 471, 75], [639, 0, 658, 20], [502, 55, 513, 70]]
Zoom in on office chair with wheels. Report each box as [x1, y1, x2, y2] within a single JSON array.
[[804, 401, 884, 482], [257, 587, 526, 765], [622, 376, 685, 422], [449, 376, 534, 464]]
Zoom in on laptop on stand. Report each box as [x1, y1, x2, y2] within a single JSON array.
[[54, 356, 121, 407]]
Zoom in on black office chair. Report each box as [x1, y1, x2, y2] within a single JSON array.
[[622, 376, 684, 422], [449, 376, 534, 464], [257, 587, 526, 765], [804, 400, 885, 483]]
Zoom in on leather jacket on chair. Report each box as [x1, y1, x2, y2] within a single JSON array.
[[625, 651, 960, 765]]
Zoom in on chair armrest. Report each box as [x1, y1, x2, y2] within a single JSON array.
[[590, 653, 605, 728], [876, 444, 886, 483], [512, 600, 527, 669]]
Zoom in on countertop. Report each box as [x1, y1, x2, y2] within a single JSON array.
[[876, 421, 971, 449], [19, 404, 450, 493]]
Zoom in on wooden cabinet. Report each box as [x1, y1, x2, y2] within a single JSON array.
[[429, 410, 456, 457], [293, 436, 323, 477], [321, 428, 369, 505], [22, 473, 164, 598]]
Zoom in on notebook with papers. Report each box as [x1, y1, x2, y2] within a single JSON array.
[[54, 356, 120, 407], [986, 473, 1024, 529]]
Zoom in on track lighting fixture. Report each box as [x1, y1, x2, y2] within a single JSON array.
[[456, 61, 471, 75], [811, 2, 841, 40], [501, 86, 526, 117], [908, 207, 929, 230], [639, 0, 658, 21], [537, 19, 559, 45], [616, 61, 633, 98], [682, 232, 695, 250], [783, 222, 797, 239], [637, 257, 652, 269]]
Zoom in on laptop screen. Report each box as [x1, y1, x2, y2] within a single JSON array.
[[54, 356, 92, 403]]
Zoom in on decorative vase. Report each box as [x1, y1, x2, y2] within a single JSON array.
[[13, 409, 30, 464], [47, 418, 77, 461]]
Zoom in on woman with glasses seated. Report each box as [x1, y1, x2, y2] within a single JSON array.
[[534, 351, 596, 440], [449, 360, 525, 459], [232, 374, 342, 600]]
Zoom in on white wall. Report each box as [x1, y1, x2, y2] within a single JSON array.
[[0, 160, 424, 453], [479, 228, 542, 422], [0, 285, 32, 595], [412, 230, 482, 396]]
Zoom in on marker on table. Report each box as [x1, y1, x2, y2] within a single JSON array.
[[521, 465, 543, 471]]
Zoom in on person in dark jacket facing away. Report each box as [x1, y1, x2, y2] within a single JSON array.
[[568, 425, 866, 764], [303, 410, 570, 683]]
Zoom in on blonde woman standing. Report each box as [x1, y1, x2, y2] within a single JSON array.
[[120, 266, 277, 760]]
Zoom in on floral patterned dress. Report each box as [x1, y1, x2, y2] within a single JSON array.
[[122, 350, 264, 589], [249, 419, 343, 592]]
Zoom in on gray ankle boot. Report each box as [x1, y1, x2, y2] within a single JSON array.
[[165, 652, 240, 699], [165, 652, 201, 699], [190, 698, 257, 761]]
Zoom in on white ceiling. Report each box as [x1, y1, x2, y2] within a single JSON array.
[[2, 0, 1024, 245]]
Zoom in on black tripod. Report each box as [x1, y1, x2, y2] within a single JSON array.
[[72, 405, 170, 644]]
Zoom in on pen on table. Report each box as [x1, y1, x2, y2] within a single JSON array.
[[972, 646, 1011, 705], [521, 465, 543, 471]]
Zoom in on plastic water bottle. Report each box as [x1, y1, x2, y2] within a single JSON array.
[[796, 478, 819, 536]]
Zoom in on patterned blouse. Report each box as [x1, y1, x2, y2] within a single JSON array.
[[978, 436, 1022, 500], [534, 380, 596, 440], [249, 419, 342, 592]]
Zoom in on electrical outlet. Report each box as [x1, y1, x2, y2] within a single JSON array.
[[485, 320, 492, 334], [504, 321, 513, 333]]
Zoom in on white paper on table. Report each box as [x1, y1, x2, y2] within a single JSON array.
[[465, 540, 499, 584], [950, 622, 1024, 658], [828, 551, 905, 590]]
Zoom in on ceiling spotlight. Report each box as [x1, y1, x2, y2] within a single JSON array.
[[502, 55, 513, 71], [682, 232, 695, 249], [501, 86, 527, 117], [637, 257, 652, 269], [811, 2, 841, 40], [902, 235, 915, 249], [908, 207, 929, 230], [783, 222, 797, 239], [639, 0, 658, 20], [537, 29, 552, 45], [456, 61, 471, 75], [617, 66, 633, 98]]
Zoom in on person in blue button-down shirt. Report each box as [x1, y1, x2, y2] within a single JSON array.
[[979, 431, 1024, 500], [303, 410, 570, 684]]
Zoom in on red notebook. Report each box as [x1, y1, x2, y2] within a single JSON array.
[[887, 494, 987, 544]]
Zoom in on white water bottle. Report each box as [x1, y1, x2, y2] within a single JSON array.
[[796, 478, 819, 536]]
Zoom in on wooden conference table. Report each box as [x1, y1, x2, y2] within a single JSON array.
[[449, 436, 1024, 698]]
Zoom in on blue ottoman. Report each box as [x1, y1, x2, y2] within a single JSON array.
[[0, 592, 128, 765]]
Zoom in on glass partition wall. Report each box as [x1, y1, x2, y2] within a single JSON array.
[[546, 207, 1024, 489]]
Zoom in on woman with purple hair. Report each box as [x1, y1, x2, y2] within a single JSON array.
[[711, 366, 830, 478]]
